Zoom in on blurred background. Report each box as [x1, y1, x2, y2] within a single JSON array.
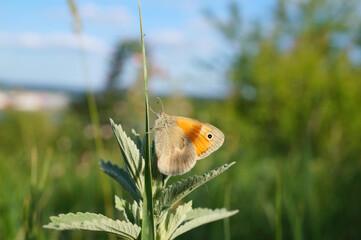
[[1, 0, 361, 239]]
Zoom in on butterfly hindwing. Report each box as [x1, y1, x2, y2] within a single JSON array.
[[154, 116, 197, 176]]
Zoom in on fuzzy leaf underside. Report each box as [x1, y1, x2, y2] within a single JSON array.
[[170, 208, 239, 240], [115, 195, 143, 226], [110, 119, 145, 196], [157, 201, 193, 240], [44, 212, 141, 240], [157, 162, 236, 209], [100, 160, 142, 201]]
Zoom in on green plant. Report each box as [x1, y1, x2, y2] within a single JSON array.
[[44, 120, 237, 239], [44, 2, 237, 239]]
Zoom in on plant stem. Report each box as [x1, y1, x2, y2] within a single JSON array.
[[66, 1, 114, 236], [276, 161, 282, 240], [138, 1, 155, 239], [223, 185, 231, 240]]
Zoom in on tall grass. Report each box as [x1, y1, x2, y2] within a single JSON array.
[[66, 0, 114, 229], [138, 1, 156, 239]]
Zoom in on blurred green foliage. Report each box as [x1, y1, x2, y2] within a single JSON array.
[[1, 0, 361, 239]]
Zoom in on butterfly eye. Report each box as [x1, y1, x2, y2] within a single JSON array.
[[207, 133, 213, 140]]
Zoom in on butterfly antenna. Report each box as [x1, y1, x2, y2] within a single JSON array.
[[156, 97, 164, 113], [149, 104, 157, 115]]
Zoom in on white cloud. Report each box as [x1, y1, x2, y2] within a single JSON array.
[[0, 31, 110, 56], [79, 3, 133, 25]]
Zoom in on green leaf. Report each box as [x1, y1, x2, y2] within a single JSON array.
[[157, 201, 193, 240], [44, 212, 141, 240], [100, 160, 142, 202], [138, 1, 156, 239], [110, 119, 145, 196], [170, 208, 238, 240], [156, 162, 236, 210], [131, 129, 143, 155], [115, 195, 143, 226], [114, 197, 130, 222]]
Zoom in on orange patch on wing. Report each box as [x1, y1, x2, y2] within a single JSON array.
[[176, 118, 211, 156]]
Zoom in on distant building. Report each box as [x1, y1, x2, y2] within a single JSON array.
[[0, 89, 70, 111]]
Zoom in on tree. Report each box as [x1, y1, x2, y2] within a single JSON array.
[[208, 0, 361, 239]]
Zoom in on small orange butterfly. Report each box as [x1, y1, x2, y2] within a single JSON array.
[[153, 112, 224, 176]]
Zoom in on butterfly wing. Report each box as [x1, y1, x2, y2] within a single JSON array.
[[154, 114, 225, 176], [175, 117, 225, 160], [154, 115, 197, 176]]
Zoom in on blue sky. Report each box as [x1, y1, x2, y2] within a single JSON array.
[[0, 0, 274, 98]]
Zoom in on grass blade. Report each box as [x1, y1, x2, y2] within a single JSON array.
[[138, 1, 155, 239]]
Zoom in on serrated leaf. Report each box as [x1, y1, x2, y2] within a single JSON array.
[[44, 212, 141, 240], [100, 159, 142, 202], [115, 196, 143, 226], [156, 162, 235, 210], [170, 208, 238, 240], [157, 201, 193, 240], [110, 119, 145, 196], [114, 196, 130, 222], [131, 129, 142, 154]]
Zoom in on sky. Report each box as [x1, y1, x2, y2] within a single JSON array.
[[0, 0, 274, 98]]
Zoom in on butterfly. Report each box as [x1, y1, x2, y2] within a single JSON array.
[[153, 112, 225, 176]]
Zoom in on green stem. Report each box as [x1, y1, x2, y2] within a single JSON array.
[[138, 1, 155, 239], [66, 1, 114, 235], [275, 161, 282, 240], [223, 185, 231, 240]]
